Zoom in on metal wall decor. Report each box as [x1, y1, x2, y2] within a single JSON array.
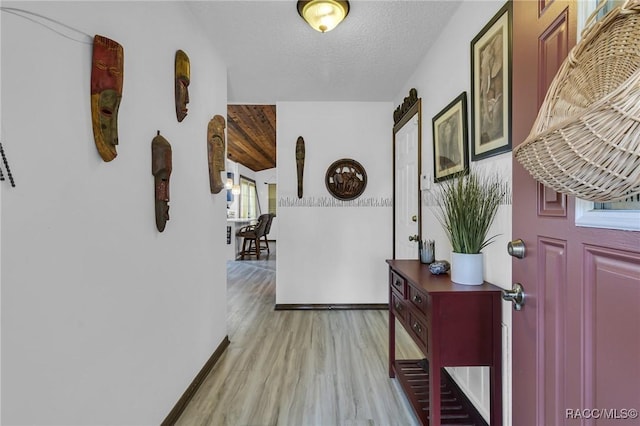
[[278, 196, 391, 208], [91, 35, 124, 162], [325, 158, 367, 201]]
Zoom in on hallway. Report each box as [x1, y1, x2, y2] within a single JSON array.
[[176, 245, 423, 425]]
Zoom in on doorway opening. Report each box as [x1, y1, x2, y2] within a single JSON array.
[[225, 103, 278, 310]]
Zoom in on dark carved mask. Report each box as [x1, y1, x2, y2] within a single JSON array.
[[175, 50, 190, 122], [91, 35, 123, 162], [208, 115, 226, 194], [152, 132, 172, 232]]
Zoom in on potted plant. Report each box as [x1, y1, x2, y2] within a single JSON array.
[[432, 171, 506, 285]]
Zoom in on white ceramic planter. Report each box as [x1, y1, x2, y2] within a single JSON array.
[[450, 252, 484, 285]]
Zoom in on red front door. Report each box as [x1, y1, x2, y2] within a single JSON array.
[[512, 1, 640, 425]]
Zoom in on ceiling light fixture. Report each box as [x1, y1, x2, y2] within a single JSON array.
[[297, 0, 350, 33]]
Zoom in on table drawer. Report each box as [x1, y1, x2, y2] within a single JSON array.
[[391, 290, 408, 323], [408, 311, 429, 355], [408, 284, 429, 316], [390, 270, 407, 298]]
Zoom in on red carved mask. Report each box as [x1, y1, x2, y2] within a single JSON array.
[[91, 35, 124, 162]]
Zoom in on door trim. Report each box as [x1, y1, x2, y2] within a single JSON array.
[[392, 93, 422, 259]]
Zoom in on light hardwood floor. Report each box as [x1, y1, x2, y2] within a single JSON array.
[[176, 244, 423, 426]]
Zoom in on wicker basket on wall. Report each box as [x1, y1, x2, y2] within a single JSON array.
[[514, 0, 640, 202]]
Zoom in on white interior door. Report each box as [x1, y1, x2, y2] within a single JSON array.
[[394, 111, 420, 259]]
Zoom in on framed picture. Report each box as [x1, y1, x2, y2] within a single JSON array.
[[470, 1, 512, 161], [432, 92, 469, 182]]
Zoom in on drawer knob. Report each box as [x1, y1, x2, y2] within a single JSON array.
[[394, 301, 402, 311], [412, 294, 422, 304], [412, 322, 422, 333]]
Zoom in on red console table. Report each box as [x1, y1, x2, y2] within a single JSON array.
[[387, 259, 502, 425]]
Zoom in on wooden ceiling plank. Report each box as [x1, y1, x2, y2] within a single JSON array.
[[226, 104, 277, 172], [227, 120, 274, 165]]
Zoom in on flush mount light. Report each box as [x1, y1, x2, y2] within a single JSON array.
[[297, 0, 350, 33]]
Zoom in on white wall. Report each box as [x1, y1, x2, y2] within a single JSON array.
[[276, 102, 393, 305], [1, 2, 228, 424], [393, 1, 513, 424], [0, 7, 4, 422]]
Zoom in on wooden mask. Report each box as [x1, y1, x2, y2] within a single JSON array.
[[296, 136, 305, 198], [175, 50, 190, 122], [151, 132, 172, 232], [91, 35, 123, 162], [207, 115, 226, 194]]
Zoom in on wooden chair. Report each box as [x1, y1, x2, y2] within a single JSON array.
[[237, 214, 270, 260], [259, 213, 275, 254]]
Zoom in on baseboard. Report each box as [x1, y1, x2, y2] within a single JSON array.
[[274, 303, 388, 310], [161, 335, 230, 425]]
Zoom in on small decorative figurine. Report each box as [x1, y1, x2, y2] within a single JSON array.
[[208, 115, 226, 194], [151, 131, 172, 232], [296, 136, 305, 199], [429, 260, 450, 275], [175, 50, 190, 122], [91, 35, 124, 162]]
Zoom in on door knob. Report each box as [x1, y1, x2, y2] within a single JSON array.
[[502, 283, 525, 311], [408, 234, 419, 242], [507, 239, 526, 259], [411, 215, 418, 222]]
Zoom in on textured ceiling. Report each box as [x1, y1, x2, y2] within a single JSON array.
[[188, 1, 462, 103]]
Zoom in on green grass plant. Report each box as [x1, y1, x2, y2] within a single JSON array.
[[433, 171, 506, 254]]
